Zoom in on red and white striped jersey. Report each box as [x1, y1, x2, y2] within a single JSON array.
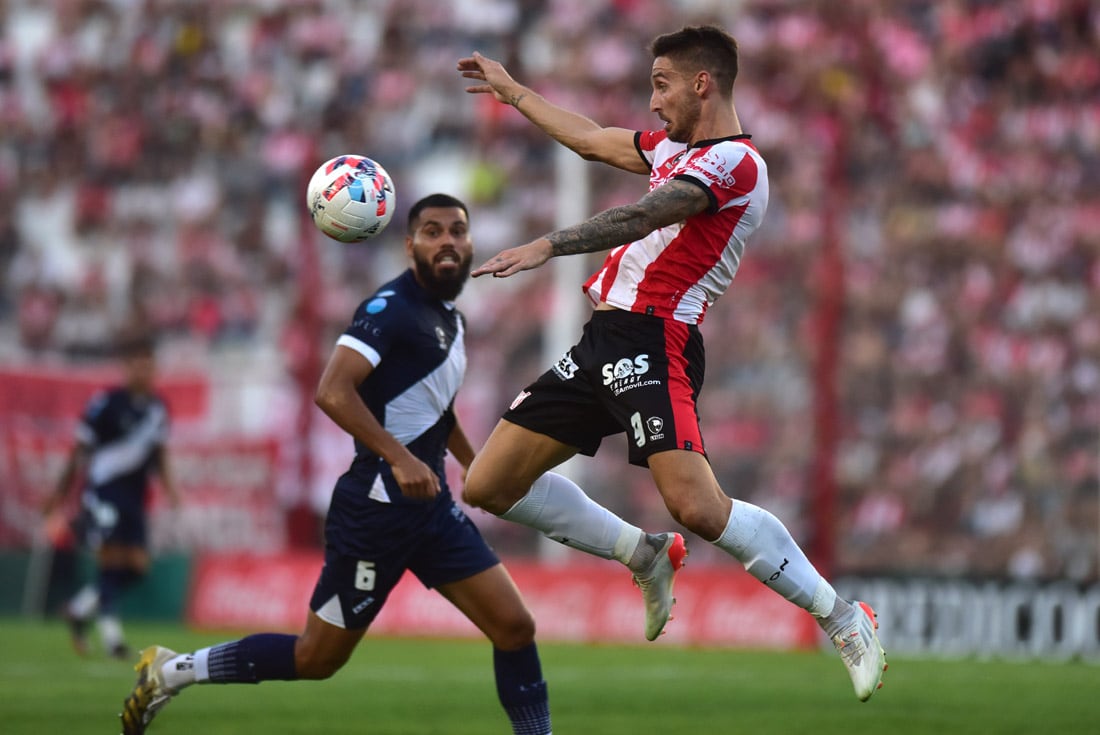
[[582, 130, 769, 325]]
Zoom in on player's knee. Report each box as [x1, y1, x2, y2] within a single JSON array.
[[462, 464, 514, 515], [667, 497, 725, 541], [489, 609, 537, 651]]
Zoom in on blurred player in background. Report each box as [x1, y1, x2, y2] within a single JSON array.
[[42, 333, 179, 660], [120, 194, 553, 735], [458, 25, 887, 701]]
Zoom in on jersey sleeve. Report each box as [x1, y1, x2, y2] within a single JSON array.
[[674, 142, 760, 214], [635, 130, 667, 171], [335, 292, 401, 367]]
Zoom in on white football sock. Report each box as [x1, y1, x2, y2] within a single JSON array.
[[69, 584, 99, 619], [162, 653, 198, 691], [712, 499, 836, 616], [97, 615, 125, 650], [500, 472, 643, 564]]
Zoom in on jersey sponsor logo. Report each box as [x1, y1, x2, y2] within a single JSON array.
[[350, 315, 382, 336], [689, 149, 739, 189], [552, 351, 580, 380]]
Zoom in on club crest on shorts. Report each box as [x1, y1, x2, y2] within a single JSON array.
[[647, 416, 665, 440]]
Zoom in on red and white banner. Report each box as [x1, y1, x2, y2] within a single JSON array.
[[0, 365, 209, 423], [0, 428, 284, 552], [187, 553, 819, 650]]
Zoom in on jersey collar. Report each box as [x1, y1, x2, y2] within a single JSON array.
[[689, 133, 752, 148]]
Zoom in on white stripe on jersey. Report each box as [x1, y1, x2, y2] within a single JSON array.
[[85, 403, 167, 486], [382, 317, 466, 446], [337, 334, 382, 366]]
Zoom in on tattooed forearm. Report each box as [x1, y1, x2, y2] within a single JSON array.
[[547, 180, 709, 256], [548, 206, 648, 255]]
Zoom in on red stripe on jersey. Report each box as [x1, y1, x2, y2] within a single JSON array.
[[663, 320, 704, 452], [584, 245, 629, 305], [635, 202, 750, 316]]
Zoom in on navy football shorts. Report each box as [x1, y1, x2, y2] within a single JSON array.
[[78, 489, 147, 549], [310, 485, 499, 630], [503, 308, 707, 467]]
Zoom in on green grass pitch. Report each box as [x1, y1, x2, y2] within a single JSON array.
[[1, 618, 1096, 734]]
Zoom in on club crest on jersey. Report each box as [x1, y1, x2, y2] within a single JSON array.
[[435, 326, 448, 350]]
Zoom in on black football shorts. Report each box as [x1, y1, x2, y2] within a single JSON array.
[[503, 308, 706, 467]]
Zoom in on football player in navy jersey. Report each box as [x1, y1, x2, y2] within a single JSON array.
[[44, 334, 179, 660], [459, 26, 886, 701], [121, 194, 553, 735]]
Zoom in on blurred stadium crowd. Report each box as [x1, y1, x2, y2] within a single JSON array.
[[0, 0, 1097, 582]]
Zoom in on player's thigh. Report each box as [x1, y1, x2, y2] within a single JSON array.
[[436, 564, 535, 651], [647, 449, 731, 540], [464, 419, 577, 510]]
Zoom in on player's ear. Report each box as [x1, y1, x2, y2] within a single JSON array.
[[404, 235, 415, 257], [694, 71, 709, 95]]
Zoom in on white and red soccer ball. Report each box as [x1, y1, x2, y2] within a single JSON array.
[[306, 154, 396, 242]]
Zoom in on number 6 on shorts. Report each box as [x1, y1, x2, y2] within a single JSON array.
[[354, 560, 376, 591]]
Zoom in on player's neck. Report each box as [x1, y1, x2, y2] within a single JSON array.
[[690, 104, 742, 145]]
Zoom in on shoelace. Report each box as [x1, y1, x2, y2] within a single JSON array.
[[833, 628, 867, 666]]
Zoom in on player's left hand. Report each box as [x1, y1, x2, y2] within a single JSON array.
[[471, 238, 552, 278]]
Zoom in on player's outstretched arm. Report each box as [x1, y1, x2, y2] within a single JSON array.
[[458, 51, 648, 174], [473, 178, 710, 279]]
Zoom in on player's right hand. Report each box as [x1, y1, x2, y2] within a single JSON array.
[[390, 454, 441, 500], [472, 238, 553, 278], [457, 51, 519, 104]]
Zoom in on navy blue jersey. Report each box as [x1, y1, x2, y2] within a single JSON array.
[[333, 269, 466, 505], [76, 387, 169, 501], [74, 387, 168, 548]]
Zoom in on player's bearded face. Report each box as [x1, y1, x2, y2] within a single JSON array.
[[408, 207, 474, 301], [414, 249, 472, 301]]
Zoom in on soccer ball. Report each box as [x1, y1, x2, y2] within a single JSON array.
[[306, 155, 396, 242]]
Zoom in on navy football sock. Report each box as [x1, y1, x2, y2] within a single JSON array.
[[205, 634, 298, 683], [97, 568, 138, 615], [494, 644, 552, 735]]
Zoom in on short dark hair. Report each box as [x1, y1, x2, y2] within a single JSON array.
[[650, 25, 739, 97], [407, 193, 469, 234]]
